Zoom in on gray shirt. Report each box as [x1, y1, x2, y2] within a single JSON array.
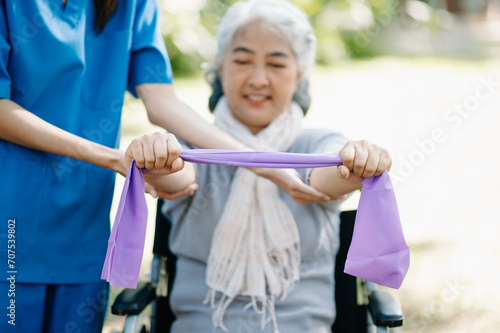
[[162, 128, 348, 333]]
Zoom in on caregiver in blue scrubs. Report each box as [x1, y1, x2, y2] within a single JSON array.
[[0, 0, 332, 332]]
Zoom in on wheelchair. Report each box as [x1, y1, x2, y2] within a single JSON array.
[[110, 200, 404, 333]]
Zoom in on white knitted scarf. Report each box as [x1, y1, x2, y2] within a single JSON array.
[[205, 97, 304, 332]]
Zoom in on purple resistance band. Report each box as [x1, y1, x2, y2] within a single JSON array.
[[102, 150, 410, 289], [101, 160, 148, 289], [180, 149, 343, 168]]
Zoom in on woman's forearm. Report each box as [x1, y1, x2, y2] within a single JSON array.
[[0, 99, 127, 175], [309, 166, 362, 198], [143, 162, 196, 193]]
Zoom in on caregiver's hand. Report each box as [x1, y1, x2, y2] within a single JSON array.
[[338, 140, 392, 183], [125, 132, 184, 176], [125, 132, 197, 199], [251, 168, 344, 204]]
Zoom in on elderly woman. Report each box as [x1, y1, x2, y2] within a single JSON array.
[[125, 0, 391, 332]]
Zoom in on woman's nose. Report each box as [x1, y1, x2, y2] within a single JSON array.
[[248, 66, 269, 88]]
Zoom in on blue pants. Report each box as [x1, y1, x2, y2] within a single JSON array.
[[0, 281, 109, 333]]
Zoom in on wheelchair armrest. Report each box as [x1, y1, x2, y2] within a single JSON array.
[[367, 289, 404, 327], [111, 281, 156, 316]]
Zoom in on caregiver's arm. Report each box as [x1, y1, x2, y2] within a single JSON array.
[[125, 132, 196, 194], [309, 140, 392, 198], [137, 83, 331, 204], [137, 83, 246, 150], [0, 98, 128, 175]]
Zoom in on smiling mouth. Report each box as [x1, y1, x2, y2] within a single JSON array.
[[246, 95, 268, 102]]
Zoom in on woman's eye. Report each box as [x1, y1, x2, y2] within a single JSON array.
[[269, 63, 285, 68], [234, 60, 249, 65]]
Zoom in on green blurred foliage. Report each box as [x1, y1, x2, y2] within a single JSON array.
[[160, 0, 404, 77]]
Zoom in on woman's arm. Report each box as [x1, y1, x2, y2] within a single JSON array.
[[137, 83, 332, 204], [0, 99, 128, 175], [309, 140, 392, 198]]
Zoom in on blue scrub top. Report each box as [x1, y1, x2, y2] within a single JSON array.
[[0, 0, 173, 283]]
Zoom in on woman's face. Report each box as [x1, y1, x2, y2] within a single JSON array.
[[219, 20, 302, 134]]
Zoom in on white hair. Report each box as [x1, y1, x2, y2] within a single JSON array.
[[215, 0, 317, 74]]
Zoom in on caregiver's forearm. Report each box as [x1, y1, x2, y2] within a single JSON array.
[[0, 99, 127, 175], [137, 84, 247, 150]]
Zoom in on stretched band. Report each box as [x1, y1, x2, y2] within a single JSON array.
[[180, 149, 343, 168]]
